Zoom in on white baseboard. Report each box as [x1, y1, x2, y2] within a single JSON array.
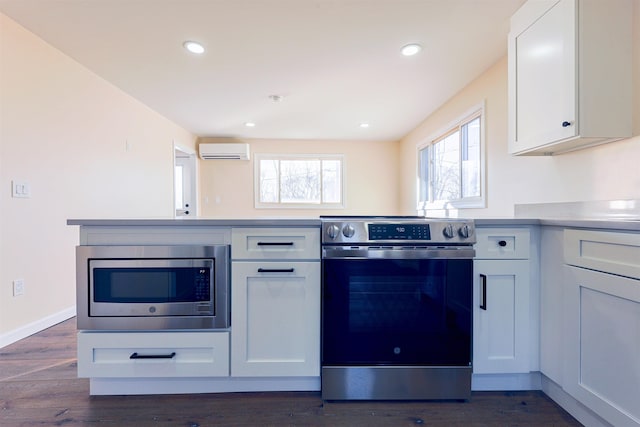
[[472, 372, 542, 391], [540, 374, 613, 427], [0, 306, 76, 348], [89, 377, 321, 395]]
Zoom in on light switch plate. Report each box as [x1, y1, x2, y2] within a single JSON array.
[[11, 180, 31, 198], [13, 279, 25, 296]]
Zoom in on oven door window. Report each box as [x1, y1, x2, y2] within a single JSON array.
[[323, 258, 472, 366]]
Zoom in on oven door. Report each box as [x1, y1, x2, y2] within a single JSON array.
[[322, 250, 472, 366]]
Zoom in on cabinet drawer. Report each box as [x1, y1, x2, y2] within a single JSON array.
[[564, 229, 640, 280], [474, 228, 530, 259], [232, 228, 320, 260], [77, 331, 229, 378]]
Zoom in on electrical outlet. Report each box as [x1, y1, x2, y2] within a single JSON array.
[[13, 279, 25, 297]]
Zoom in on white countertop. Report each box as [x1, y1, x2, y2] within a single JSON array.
[[67, 216, 640, 232], [67, 218, 322, 227]]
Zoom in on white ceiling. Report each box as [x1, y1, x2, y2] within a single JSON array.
[[0, 0, 525, 141]]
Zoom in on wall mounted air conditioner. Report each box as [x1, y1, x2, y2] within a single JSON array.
[[198, 143, 250, 160]]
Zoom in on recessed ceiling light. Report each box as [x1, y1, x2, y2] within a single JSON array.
[[401, 43, 422, 56], [183, 41, 205, 54], [269, 94, 284, 102], [244, 122, 256, 127], [359, 123, 370, 128]]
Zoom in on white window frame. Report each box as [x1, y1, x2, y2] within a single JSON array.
[[417, 102, 486, 211], [254, 153, 345, 209]]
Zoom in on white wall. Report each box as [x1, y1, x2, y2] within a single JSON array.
[[0, 13, 196, 341], [198, 137, 400, 218], [399, 1, 640, 217]]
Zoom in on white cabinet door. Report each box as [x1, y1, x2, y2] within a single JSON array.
[[231, 261, 320, 377], [473, 260, 530, 374], [510, 0, 576, 153], [508, 0, 632, 155], [564, 266, 640, 427]]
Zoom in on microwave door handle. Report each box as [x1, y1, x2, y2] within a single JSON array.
[[130, 352, 176, 360]]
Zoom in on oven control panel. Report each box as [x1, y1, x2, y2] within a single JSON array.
[[321, 217, 475, 245], [368, 223, 431, 240]]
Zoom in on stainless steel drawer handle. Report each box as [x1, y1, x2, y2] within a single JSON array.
[[257, 268, 295, 273], [130, 352, 176, 360], [257, 242, 294, 246]]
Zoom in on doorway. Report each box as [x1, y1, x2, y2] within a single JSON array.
[[174, 144, 197, 217]]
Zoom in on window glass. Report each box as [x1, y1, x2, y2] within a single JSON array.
[[322, 160, 342, 203], [417, 108, 484, 209], [432, 131, 460, 201], [280, 160, 321, 203], [259, 159, 279, 203], [461, 117, 481, 198], [256, 155, 344, 209]]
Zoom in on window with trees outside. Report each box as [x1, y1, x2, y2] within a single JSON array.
[[417, 106, 485, 210], [255, 154, 344, 209]]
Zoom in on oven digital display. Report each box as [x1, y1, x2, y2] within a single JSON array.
[[368, 224, 431, 240]]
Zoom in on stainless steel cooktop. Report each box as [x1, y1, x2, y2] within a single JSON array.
[[320, 216, 475, 245]]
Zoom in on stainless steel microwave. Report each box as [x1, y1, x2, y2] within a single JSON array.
[[76, 245, 229, 330]]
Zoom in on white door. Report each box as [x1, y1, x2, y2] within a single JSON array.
[[174, 146, 197, 217]]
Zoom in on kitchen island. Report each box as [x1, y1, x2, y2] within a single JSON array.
[[69, 210, 640, 426], [69, 218, 322, 396]]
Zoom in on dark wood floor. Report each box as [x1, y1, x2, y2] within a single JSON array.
[[0, 319, 582, 426]]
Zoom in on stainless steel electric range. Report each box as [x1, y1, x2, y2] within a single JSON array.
[[320, 216, 476, 400]]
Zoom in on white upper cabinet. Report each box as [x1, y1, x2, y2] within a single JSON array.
[[508, 0, 632, 155]]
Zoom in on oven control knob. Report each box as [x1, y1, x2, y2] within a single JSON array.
[[442, 224, 455, 239], [326, 225, 340, 239], [458, 224, 472, 238], [342, 224, 356, 238]]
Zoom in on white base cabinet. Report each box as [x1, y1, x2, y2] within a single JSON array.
[[231, 262, 320, 377], [563, 229, 640, 427], [473, 227, 538, 382], [230, 227, 321, 378]]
